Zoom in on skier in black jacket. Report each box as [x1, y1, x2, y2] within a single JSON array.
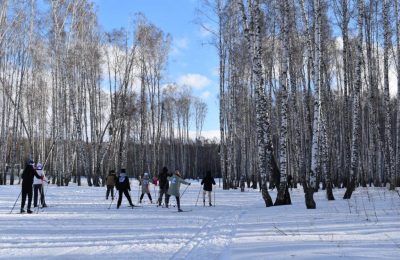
[[116, 169, 134, 208], [21, 160, 43, 213], [157, 166, 172, 207], [201, 171, 216, 206]]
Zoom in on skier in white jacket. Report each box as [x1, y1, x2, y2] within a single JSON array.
[[33, 163, 47, 208]]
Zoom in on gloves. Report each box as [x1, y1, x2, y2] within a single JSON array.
[[188, 183, 191, 186]]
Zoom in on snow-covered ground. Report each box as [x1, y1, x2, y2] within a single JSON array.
[[1, 180, 399, 259]]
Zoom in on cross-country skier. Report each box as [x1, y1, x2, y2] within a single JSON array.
[[167, 170, 190, 212], [139, 172, 153, 204], [33, 162, 47, 208], [201, 170, 216, 206], [20, 160, 43, 213], [105, 170, 117, 200], [240, 174, 246, 192], [157, 166, 171, 207], [116, 169, 134, 209]]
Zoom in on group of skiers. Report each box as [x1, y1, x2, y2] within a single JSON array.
[[20, 160, 47, 214], [105, 167, 216, 212], [17, 159, 215, 214]]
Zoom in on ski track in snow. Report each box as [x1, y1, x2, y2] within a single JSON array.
[[170, 207, 246, 260], [0, 180, 399, 259]]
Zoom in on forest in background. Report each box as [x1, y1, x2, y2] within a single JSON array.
[[0, 0, 219, 186], [1, 0, 400, 209], [204, 0, 400, 207]]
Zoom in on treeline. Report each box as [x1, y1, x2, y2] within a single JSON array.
[[200, 0, 400, 207], [0, 0, 218, 186]]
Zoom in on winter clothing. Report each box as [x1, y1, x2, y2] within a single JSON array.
[[33, 166, 47, 207], [201, 171, 216, 192], [240, 175, 246, 192], [167, 170, 190, 211], [21, 163, 42, 213], [106, 172, 117, 186], [158, 167, 172, 206], [116, 170, 134, 208], [201, 171, 216, 206], [167, 172, 190, 197], [141, 174, 152, 193], [203, 191, 212, 206], [139, 173, 153, 203], [106, 171, 117, 200], [152, 176, 158, 186], [158, 167, 171, 190]]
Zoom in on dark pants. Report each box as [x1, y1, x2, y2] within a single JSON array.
[[140, 192, 152, 202], [106, 185, 114, 199], [33, 184, 46, 207], [166, 195, 180, 209], [158, 187, 169, 206], [117, 189, 133, 208], [21, 186, 33, 210]]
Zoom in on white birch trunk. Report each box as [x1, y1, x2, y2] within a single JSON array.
[[343, 0, 363, 199]]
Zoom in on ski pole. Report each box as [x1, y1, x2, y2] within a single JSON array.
[[180, 184, 190, 199], [129, 190, 134, 210], [35, 137, 58, 214], [195, 185, 202, 206], [9, 191, 22, 214], [137, 178, 141, 204]]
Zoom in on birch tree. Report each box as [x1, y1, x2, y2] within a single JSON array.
[[275, 0, 291, 206], [343, 0, 364, 199]]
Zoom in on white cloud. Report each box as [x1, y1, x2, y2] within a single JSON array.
[[175, 37, 188, 49], [178, 73, 211, 90], [201, 91, 211, 99], [171, 37, 189, 56]]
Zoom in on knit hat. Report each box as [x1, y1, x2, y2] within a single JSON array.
[[28, 159, 34, 166], [120, 169, 126, 176]]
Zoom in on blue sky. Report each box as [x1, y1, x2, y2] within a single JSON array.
[[93, 0, 220, 139]]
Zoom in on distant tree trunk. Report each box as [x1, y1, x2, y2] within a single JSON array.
[[242, 0, 273, 206], [382, 0, 395, 190], [299, 0, 317, 209], [275, 0, 291, 206], [219, 22, 227, 188], [344, 0, 363, 199], [396, 0, 400, 187]]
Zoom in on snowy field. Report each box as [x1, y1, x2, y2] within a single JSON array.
[[1, 180, 400, 260]]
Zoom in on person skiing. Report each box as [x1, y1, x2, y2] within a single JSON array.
[[20, 160, 43, 213], [105, 170, 117, 200], [116, 169, 134, 208], [240, 174, 246, 192], [167, 170, 191, 212], [33, 162, 47, 208], [201, 170, 216, 206], [157, 166, 171, 207], [139, 172, 153, 204]]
